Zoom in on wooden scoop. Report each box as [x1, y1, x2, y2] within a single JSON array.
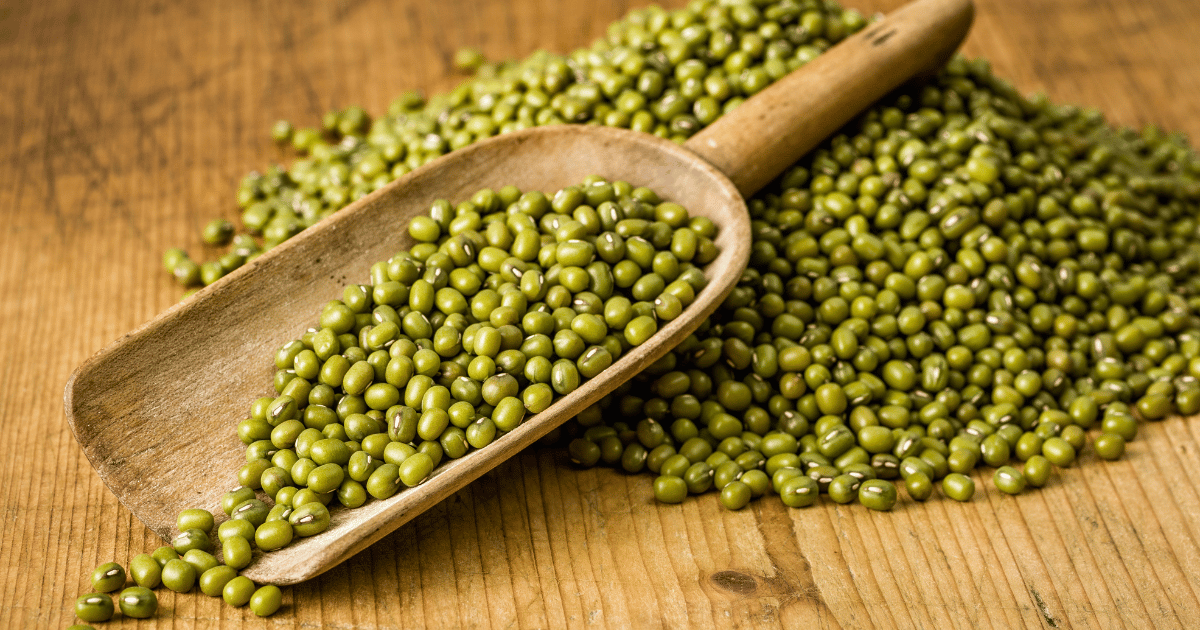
[[65, 0, 973, 585]]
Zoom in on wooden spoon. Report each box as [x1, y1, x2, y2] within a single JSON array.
[[65, 0, 973, 585]]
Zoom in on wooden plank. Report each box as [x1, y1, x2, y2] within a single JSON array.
[[1, 0, 1200, 627]]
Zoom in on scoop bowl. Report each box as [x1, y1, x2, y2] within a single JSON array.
[[65, 0, 973, 584]]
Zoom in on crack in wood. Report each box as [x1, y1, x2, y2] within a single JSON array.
[[869, 26, 898, 46], [1030, 587, 1060, 628]]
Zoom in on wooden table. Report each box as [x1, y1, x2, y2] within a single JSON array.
[[4, 0, 1200, 627]]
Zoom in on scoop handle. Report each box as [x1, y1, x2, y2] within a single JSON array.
[[683, 0, 974, 197]]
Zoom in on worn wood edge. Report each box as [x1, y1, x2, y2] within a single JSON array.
[[63, 123, 752, 585]]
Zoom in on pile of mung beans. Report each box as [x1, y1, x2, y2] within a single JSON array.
[[172, 0, 1200, 517], [161, 0, 873, 287], [75, 0, 1200, 624], [572, 48, 1200, 509], [245, 176, 714, 519]]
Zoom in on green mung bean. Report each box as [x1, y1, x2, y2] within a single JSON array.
[[161, 558, 196, 593], [116, 586, 157, 619], [89, 562, 125, 593], [223, 575, 256, 607], [74, 593, 114, 623], [129, 554, 161, 589]]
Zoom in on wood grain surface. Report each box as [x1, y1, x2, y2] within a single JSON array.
[[2, 0, 1200, 627]]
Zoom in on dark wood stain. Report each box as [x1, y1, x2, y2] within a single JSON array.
[[711, 570, 759, 595]]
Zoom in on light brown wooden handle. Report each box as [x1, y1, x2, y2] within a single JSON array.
[[683, 0, 975, 197]]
